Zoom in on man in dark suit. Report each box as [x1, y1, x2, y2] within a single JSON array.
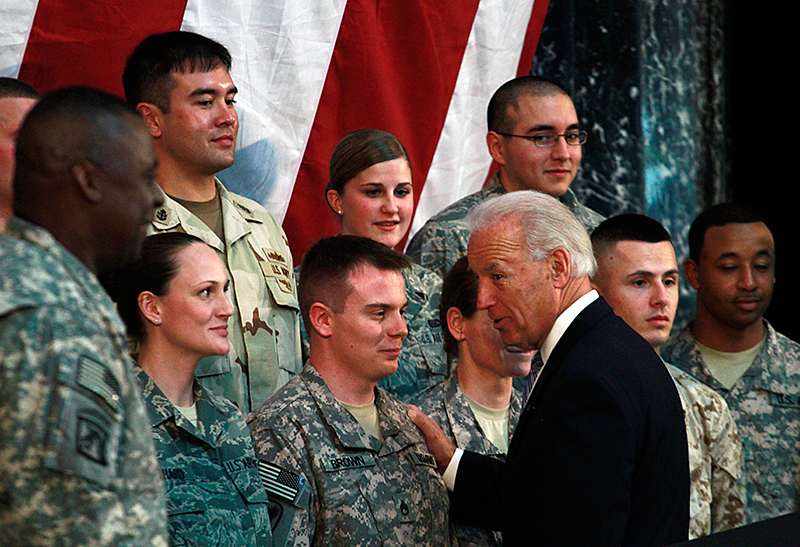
[[409, 190, 689, 546]]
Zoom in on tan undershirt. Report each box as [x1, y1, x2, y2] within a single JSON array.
[[339, 398, 384, 442], [174, 401, 199, 429], [697, 336, 765, 390], [462, 391, 511, 454], [171, 192, 225, 242]]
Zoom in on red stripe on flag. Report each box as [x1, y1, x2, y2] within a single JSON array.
[[518, 0, 551, 77], [18, 0, 189, 97], [283, 0, 481, 264]]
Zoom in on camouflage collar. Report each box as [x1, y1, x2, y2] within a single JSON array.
[[443, 370, 519, 455], [1, 217, 127, 340], [301, 364, 422, 456], [676, 320, 789, 393], [134, 363, 225, 445], [151, 180, 261, 248], [486, 172, 583, 208]]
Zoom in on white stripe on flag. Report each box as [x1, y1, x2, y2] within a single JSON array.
[[0, 0, 39, 77], [181, 0, 347, 222], [407, 0, 538, 244], [258, 460, 304, 502]]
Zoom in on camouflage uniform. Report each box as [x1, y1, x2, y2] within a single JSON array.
[[406, 173, 606, 278], [149, 181, 302, 413], [133, 365, 272, 547], [296, 262, 447, 402], [410, 371, 521, 547], [0, 217, 168, 546], [662, 321, 800, 523], [247, 364, 456, 547], [665, 363, 745, 538], [379, 263, 447, 400]]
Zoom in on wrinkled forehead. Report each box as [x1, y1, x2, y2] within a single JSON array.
[[468, 220, 528, 272]]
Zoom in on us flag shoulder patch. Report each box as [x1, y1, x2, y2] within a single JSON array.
[[258, 460, 306, 503]]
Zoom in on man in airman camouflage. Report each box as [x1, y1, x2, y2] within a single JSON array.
[[123, 31, 302, 412], [0, 88, 167, 545], [248, 235, 455, 547], [407, 75, 603, 278], [662, 203, 800, 524]]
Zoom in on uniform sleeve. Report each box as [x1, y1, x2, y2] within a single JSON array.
[[248, 414, 314, 547], [710, 399, 747, 532], [0, 307, 167, 546]]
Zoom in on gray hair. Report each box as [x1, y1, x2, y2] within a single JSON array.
[[467, 191, 597, 278]]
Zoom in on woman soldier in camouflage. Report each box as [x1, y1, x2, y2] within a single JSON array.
[[109, 233, 273, 546], [321, 129, 448, 401]]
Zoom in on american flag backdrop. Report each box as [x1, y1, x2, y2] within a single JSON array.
[[1, 0, 549, 263]]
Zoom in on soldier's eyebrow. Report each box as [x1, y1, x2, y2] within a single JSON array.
[[522, 122, 581, 134], [189, 86, 238, 97], [364, 303, 392, 311], [626, 270, 657, 279], [625, 268, 679, 278], [363, 298, 408, 312]]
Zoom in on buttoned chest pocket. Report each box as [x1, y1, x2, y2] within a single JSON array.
[[164, 481, 211, 545], [227, 459, 272, 536], [257, 248, 299, 310], [43, 355, 123, 489], [319, 454, 385, 539]]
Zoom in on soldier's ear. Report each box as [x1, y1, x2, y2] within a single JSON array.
[[309, 302, 333, 338], [138, 291, 163, 327], [487, 131, 506, 165], [684, 258, 700, 290], [137, 103, 164, 138], [446, 307, 467, 342], [72, 159, 102, 204]]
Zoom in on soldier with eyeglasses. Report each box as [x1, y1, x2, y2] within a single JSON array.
[[407, 76, 604, 278]]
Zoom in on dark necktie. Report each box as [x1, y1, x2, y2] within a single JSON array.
[[522, 351, 544, 406]]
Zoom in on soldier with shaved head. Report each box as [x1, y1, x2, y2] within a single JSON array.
[[0, 87, 166, 545], [407, 75, 604, 278]]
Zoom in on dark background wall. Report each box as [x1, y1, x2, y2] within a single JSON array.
[[725, 1, 798, 342], [532, 0, 797, 342]]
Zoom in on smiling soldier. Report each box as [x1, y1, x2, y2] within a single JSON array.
[[123, 31, 302, 413], [248, 235, 455, 547], [407, 75, 604, 278]]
